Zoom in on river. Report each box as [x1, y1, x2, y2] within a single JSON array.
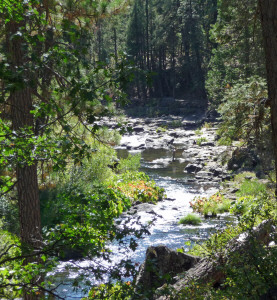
[[51, 117, 234, 299]]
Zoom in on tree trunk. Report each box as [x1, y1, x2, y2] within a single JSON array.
[[7, 20, 42, 300], [259, 1, 277, 195], [113, 27, 118, 62]]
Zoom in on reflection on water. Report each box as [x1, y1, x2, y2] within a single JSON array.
[[52, 147, 235, 299]]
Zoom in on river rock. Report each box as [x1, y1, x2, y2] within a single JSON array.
[[135, 245, 200, 294], [185, 163, 203, 173], [200, 141, 215, 147], [227, 147, 260, 171], [133, 126, 144, 133]]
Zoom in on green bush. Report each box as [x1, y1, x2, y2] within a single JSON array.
[[217, 77, 271, 146], [190, 193, 231, 218], [117, 154, 141, 173], [179, 214, 202, 226]]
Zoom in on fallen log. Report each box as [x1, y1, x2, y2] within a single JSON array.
[[150, 219, 275, 299]]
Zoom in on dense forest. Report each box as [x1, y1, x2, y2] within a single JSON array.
[[0, 0, 277, 299]]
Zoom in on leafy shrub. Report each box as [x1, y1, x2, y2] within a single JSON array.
[[87, 282, 134, 300], [113, 172, 165, 204], [217, 77, 271, 147], [190, 193, 231, 217], [203, 122, 212, 129], [0, 195, 19, 233], [117, 154, 141, 173], [179, 214, 202, 226], [185, 221, 277, 299]]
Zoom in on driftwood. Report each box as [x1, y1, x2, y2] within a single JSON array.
[[143, 220, 275, 300]]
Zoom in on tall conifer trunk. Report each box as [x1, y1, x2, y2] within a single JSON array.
[[259, 1, 277, 195], [7, 20, 42, 300]]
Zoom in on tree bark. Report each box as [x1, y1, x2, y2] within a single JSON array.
[[258, 1, 277, 195], [7, 20, 42, 300]]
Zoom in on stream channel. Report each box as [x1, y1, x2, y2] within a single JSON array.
[[52, 118, 235, 299]]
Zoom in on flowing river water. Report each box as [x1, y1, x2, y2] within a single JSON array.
[[51, 120, 235, 299]]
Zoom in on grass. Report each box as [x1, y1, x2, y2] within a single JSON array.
[[156, 126, 167, 133], [179, 213, 202, 225], [202, 122, 212, 129], [196, 137, 208, 145], [170, 120, 182, 128], [237, 179, 267, 197], [195, 129, 202, 136]]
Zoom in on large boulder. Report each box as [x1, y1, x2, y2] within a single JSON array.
[[227, 147, 260, 171], [135, 245, 200, 296]]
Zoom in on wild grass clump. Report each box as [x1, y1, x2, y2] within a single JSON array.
[[196, 137, 208, 145], [171, 120, 182, 128], [179, 214, 202, 226], [195, 129, 202, 136]]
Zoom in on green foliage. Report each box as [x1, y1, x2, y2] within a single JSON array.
[[230, 196, 255, 216], [217, 77, 270, 145], [185, 174, 277, 299], [196, 137, 208, 145], [113, 172, 165, 204], [0, 1, 146, 297], [86, 282, 134, 299], [229, 175, 271, 217], [202, 122, 212, 129], [156, 126, 167, 133], [170, 120, 182, 128], [0, 194, 19, 234], [190, 193, 231, 218], [195, 129, 203, 136], [125, 0, 216, 99], [237, 178, 267, 197], [117, 154, 141, 173], [179, 214, 202, 226], [184, 223, 277, 299]]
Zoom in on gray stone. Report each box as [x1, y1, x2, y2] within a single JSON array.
[[135, 245, 200, 293], [200, 142, 215, 147], [133, 126, 144, 133], [185, 163, 203, 173]]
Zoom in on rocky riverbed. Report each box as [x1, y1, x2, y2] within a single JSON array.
[[112, 114, 234, 185]]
